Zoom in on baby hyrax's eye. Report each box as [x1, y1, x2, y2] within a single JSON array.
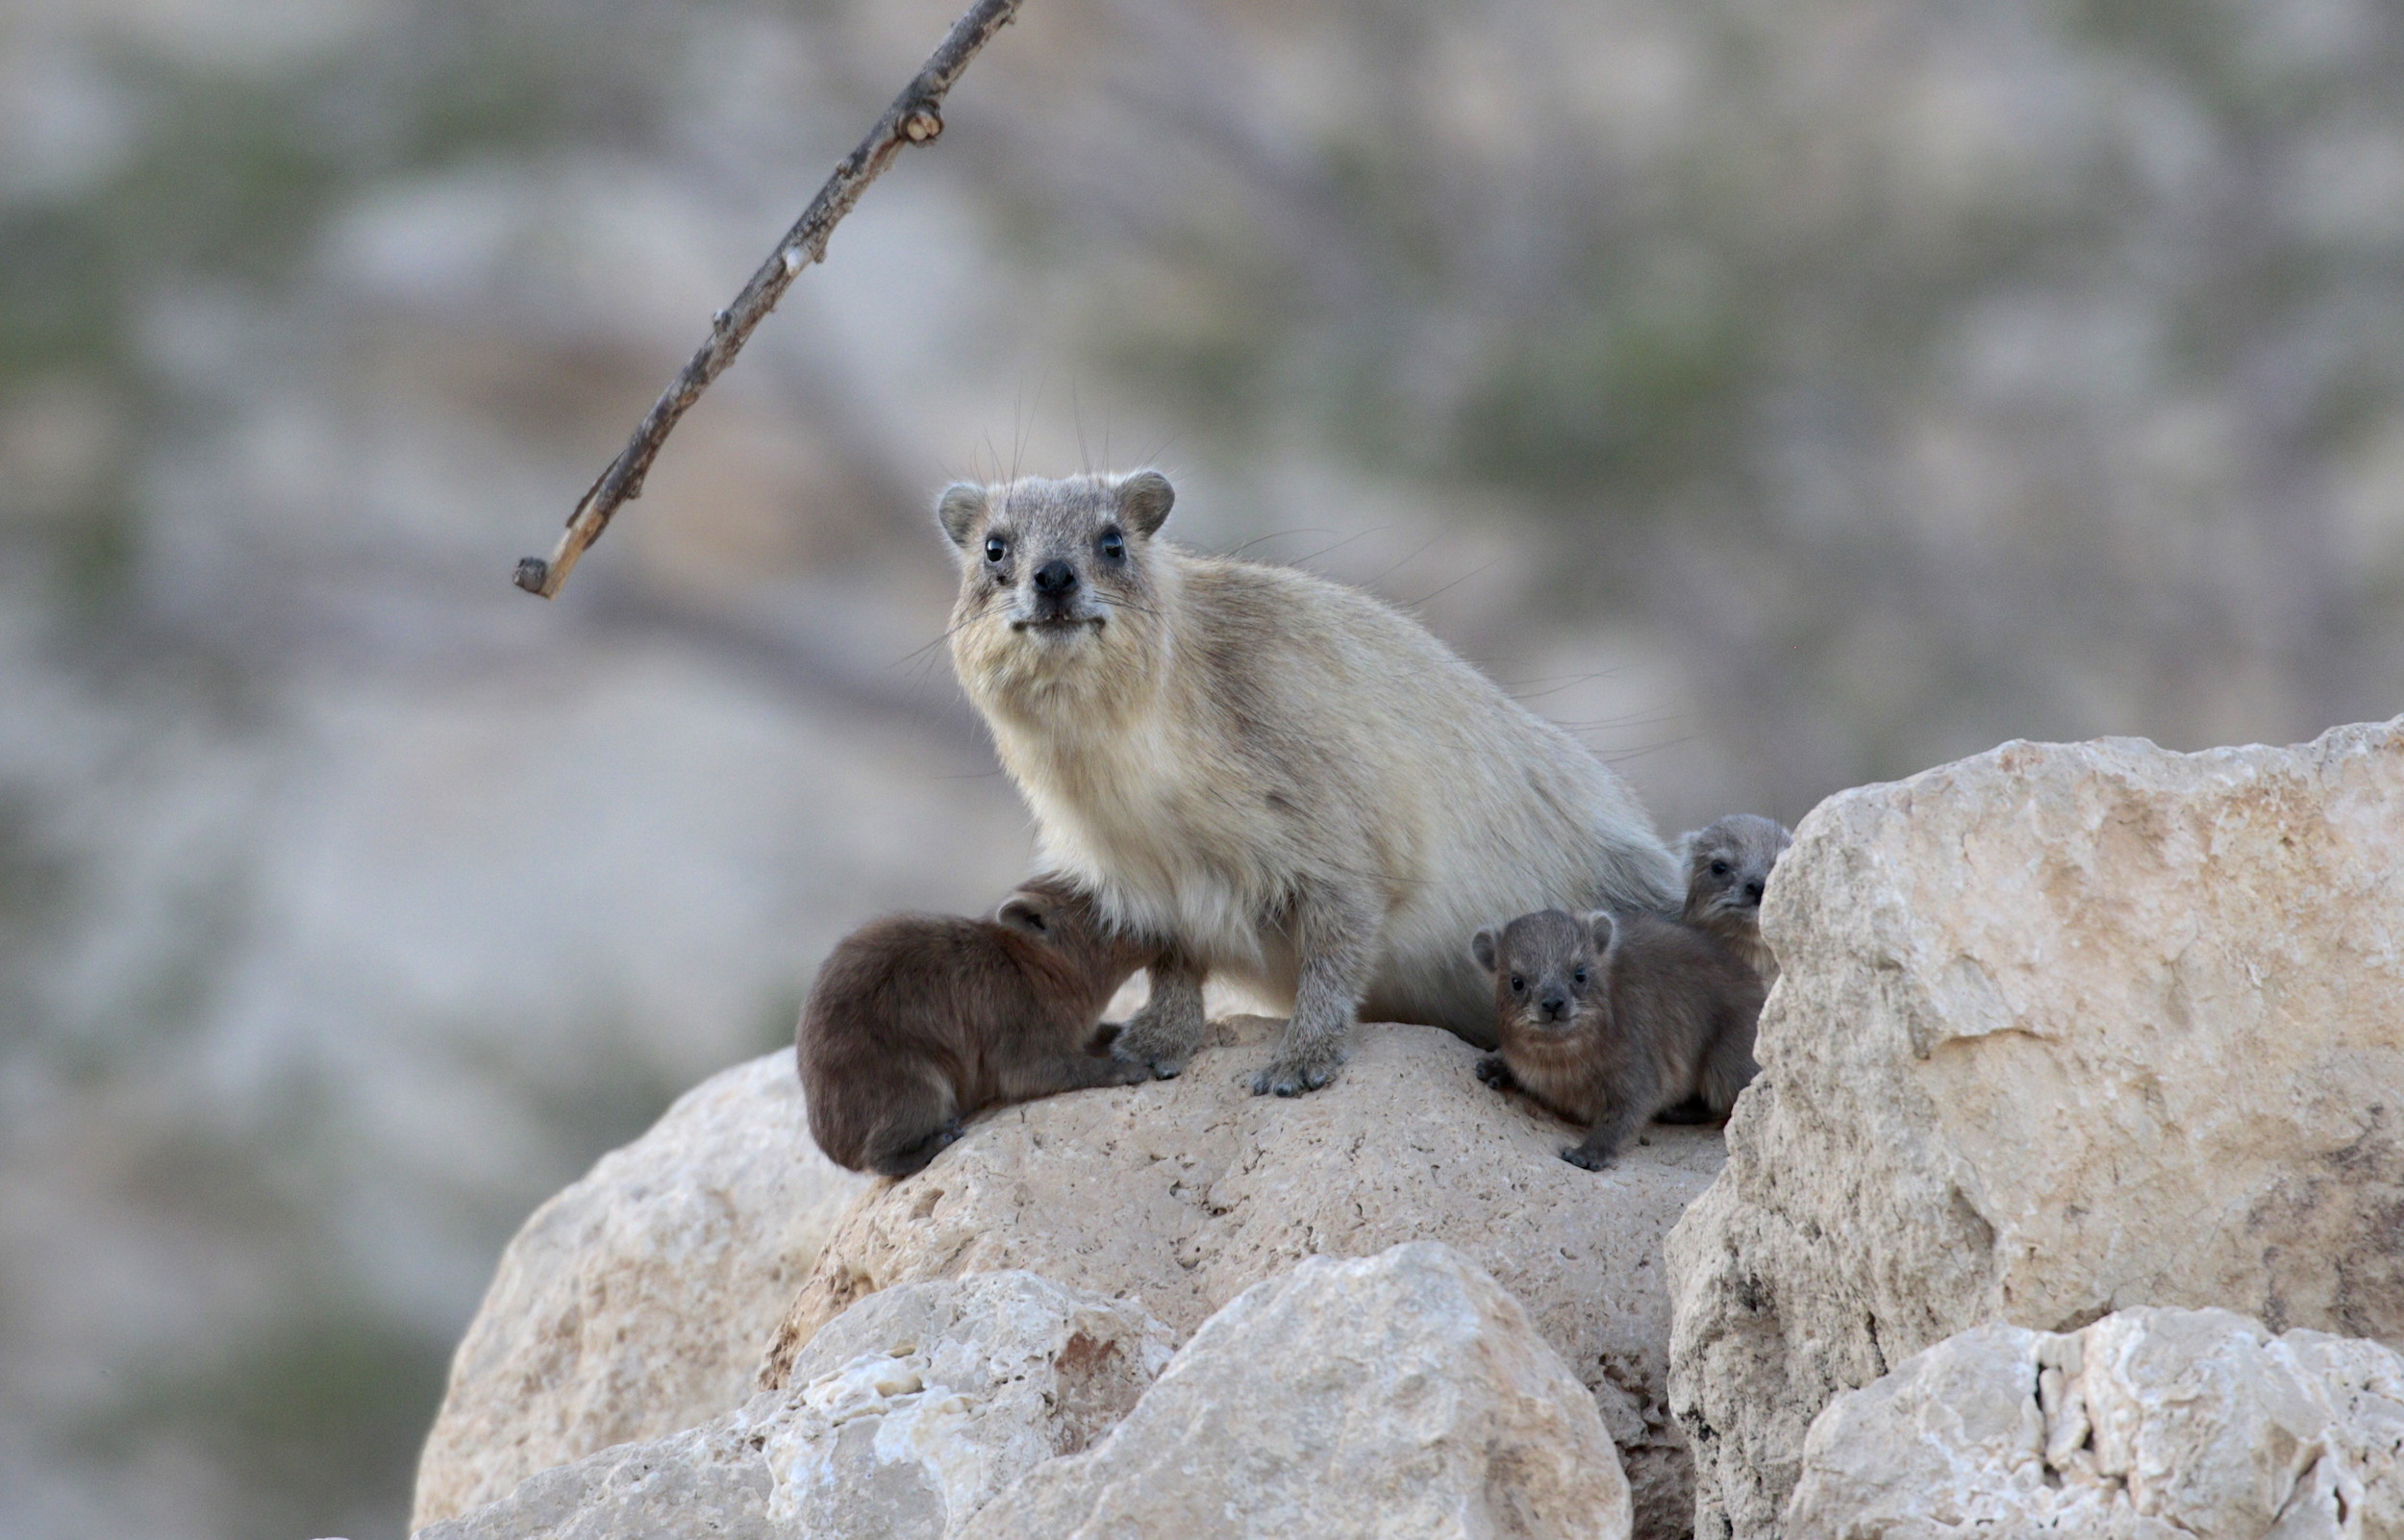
[[1097, 527, 1126, 562], [1710, 858, 1732, 878], [1509, 975, 1525, 995], [1572, 967, 1588, 986], [985, 534, 1008, 563]]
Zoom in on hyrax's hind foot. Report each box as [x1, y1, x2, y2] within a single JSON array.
[[874, 1118, 965, 1179]]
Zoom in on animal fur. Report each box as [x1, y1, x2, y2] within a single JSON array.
[[1470, 907, 1762, 1170], [795, 876, 1155, 1177], [937, 470, 1680, 1097]]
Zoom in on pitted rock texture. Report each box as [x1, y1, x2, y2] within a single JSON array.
[[1667, 718, 2404, 1540], [413, 1053, 874, 1527], [1785, 1307, 2404, 1538], [958, 1243, 1633, 1540], [416, 1270, 1175, 1540], [763, 1014, 1723, 1539]]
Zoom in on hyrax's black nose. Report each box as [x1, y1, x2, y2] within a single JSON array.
[[1033, 559, 1077, 595], [1744, 881, 1765, 904], [1539, 990, 1569, 1021]]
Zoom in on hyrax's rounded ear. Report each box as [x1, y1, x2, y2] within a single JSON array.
[[1587, 912, 1616, 954], [937, 483, 989, 550], [1470, 928, 1499, 975], [1115, 470, 1174, 536], [995, 893, 1050, 935]]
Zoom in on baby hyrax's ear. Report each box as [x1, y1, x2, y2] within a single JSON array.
[[995, 893, 1050, 936], [1115, 470, 1174, 537], [1470, 927, 1499, 975], [937, 482, 989, 550], [1587, 912, 1615, 955]]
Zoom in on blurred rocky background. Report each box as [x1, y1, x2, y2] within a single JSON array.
[[0, 0, 2395, 1534]]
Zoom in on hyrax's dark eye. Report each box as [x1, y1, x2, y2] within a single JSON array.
[[984, 534, 1008, 563], [1509, 975, 1525, 994], [1572, 967, 1588, 986], [1097, 528, 1126, 562], [1710, 858, 1732, 878]]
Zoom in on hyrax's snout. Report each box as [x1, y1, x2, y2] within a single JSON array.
[[1743, 879, 1765, 905], [1537, 987, 1572, 1022], [1033, 559, 1077, 595]]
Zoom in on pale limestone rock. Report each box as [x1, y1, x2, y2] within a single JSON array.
[[1784, 1307, 2404, 1539], [413, 1053, 874, 1527], [959, 1242, 1633, 1540], [415, 1270, 1175, 1540], [1668, 718, 2404, 1540], [764, 1015, 1723, 1538]]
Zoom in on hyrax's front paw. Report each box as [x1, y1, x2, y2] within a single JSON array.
[[1112, 1039, 1189, 1081], [1560, 1144, 1615, 1171], [1250, 1044, 1343, 1098], [1114, 1012, 1199, 1080], [1475, 1054, 1514, 1089], [1103, 1055, 1157, 1086]]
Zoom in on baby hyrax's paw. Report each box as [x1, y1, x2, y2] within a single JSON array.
[[1474, 1054, 1515, 1089], [1560, 1145, 1614, 1172]]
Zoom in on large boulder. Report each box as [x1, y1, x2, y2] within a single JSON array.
[[958, 1243, 1633, 1540], [416, 1270, 1176, 1540], [763, 1015, 1724, 1538], [413, 1052, 875, 1527], [1667, 718, 2404, 1539], [1784, 1306, 2404, 1537]]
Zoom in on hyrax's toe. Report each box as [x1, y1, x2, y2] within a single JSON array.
[[1559, 1145, 1611, 1171], [1474, 1054, 1510, 1087]]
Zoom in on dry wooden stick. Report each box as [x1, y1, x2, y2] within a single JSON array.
[[514, 0, 1024, 598]]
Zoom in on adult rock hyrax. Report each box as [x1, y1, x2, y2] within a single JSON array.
[[937, 469, 1681, 1097], [795, 875, 1155, 1177], [1679, 813, 1792, 982], [1469, 908, 1763, 1170]]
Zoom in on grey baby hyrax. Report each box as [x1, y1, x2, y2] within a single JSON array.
[[1679, 813, 1793, 983], [1470, 907, 1763, 1171], [795, 875, 1156, 1178], [937, 468, 1680, 1099]]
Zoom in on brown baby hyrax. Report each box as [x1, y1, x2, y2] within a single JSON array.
[[796, 875, 1157, 1178], [1470, 907, 1764, 1171], [937, 469, 1681, 1100], [1679, 813, 1793, 983]]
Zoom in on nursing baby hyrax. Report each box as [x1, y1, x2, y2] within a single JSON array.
[[1680, 813, 1792, 983], [938, 470, 1681, 1098], [796, 876, 1155, 1178], [1470, 908, 1762, 1170]]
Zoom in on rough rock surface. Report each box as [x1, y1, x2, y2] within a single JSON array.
[[416, 1270, 1176, 1540], [1667, 718, 2404, 1540], [413, 1052, 875, 1526], [959, 1243, 1633, 1540], [1785, 1307, 2404, 1538], [764, 1015, 1724, 1538]]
